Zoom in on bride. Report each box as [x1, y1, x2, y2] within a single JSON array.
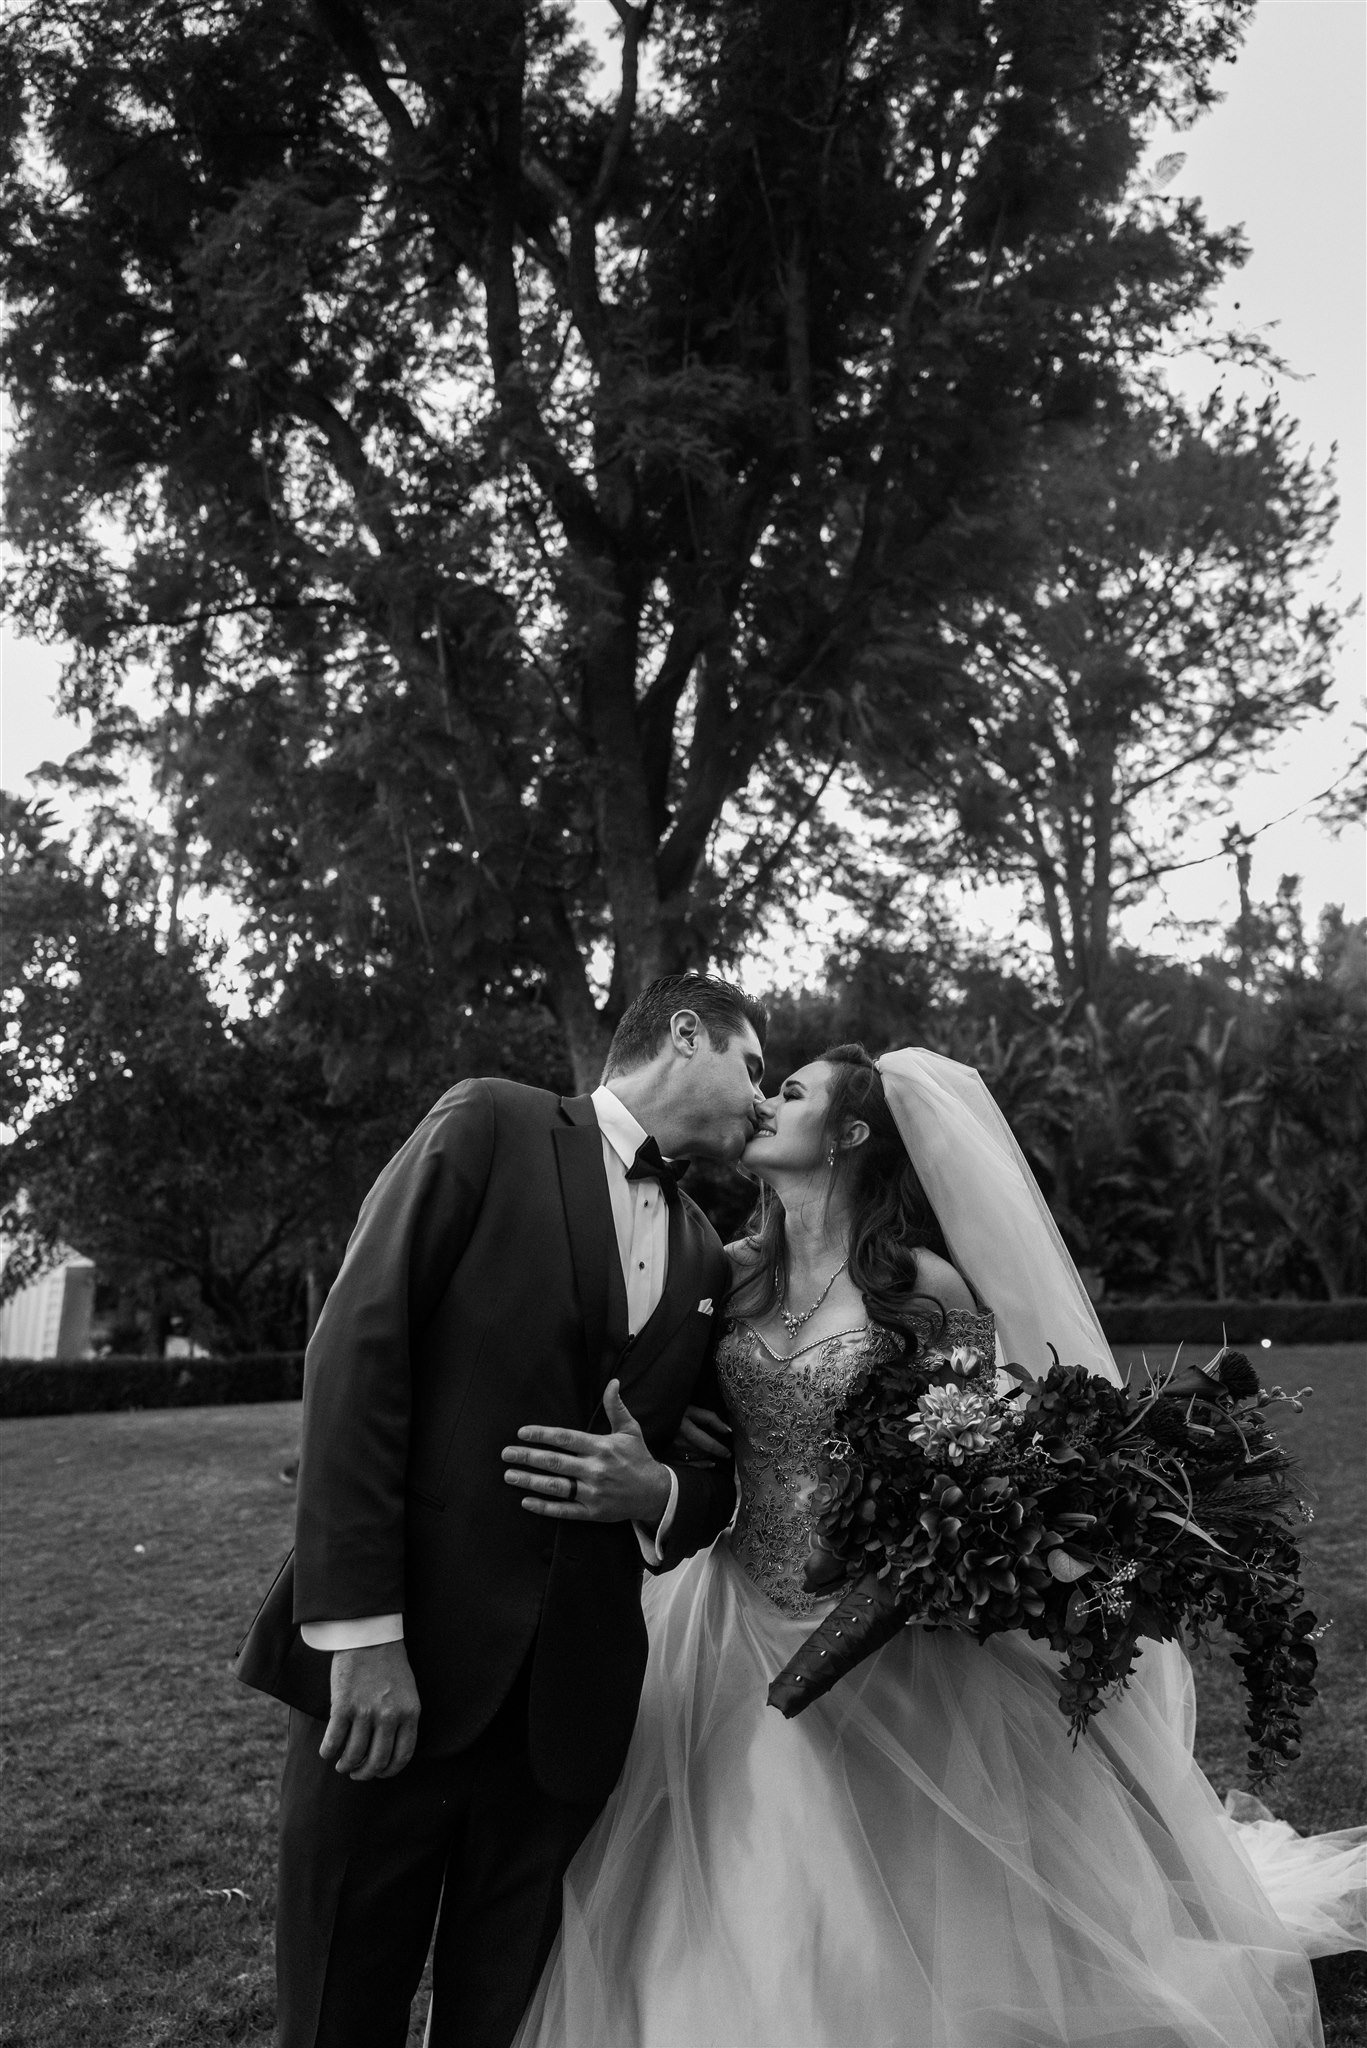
[[513, 1044, 1364, 2048]]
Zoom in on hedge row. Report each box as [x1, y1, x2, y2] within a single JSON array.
[[1096, 1300, 1367, 1346], [1, 1303, 1363, 1418], [0, 1352, 305, 1419]]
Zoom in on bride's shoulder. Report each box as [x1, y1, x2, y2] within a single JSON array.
[[913, 1248, 978, 1318]]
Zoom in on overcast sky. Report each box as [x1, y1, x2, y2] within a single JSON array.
[[2, 0, 1363, 968], [1119, 0, 1366, 946]]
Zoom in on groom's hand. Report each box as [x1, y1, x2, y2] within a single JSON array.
[[503, 1379, 671, 1525], [319, 1641, 421, 1780]]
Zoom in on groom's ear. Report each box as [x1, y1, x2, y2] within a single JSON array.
[[669, 1008, 703, 1057]]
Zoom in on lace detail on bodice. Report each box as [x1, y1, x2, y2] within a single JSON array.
[[716, 1307, 998, 1616]]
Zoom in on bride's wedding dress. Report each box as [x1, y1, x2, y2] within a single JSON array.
[[515, 1309, 1363, 2048]]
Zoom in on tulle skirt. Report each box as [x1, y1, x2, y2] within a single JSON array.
[[514, 1535, 1364, 2048]]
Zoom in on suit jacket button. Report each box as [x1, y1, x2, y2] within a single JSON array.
[[540, 1538, 555, 1563]]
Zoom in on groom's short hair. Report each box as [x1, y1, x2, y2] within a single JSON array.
[[602, 972, 768, 1078]]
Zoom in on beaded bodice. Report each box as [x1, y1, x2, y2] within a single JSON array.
[[716, 1306, 998, 1616]]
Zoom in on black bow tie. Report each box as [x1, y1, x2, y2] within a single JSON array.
[[626, 1136, 684, 1207]]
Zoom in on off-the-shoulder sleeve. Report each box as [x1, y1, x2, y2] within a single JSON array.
[[908, 1304, 997, 1370]]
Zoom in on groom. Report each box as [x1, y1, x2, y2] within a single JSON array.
[[234, 971, 764, 2048]]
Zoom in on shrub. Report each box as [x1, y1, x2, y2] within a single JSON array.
[[1096, 1301, 1367, 1346], [0, 1353, 305, 1418]]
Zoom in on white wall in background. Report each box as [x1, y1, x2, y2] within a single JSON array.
[[0, 1251, 96, 1359]]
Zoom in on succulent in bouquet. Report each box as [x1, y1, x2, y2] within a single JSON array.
[[767, 1338, 1318, 1787]]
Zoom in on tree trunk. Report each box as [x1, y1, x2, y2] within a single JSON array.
[[1026, 811, 1079, 997], [559, 1000, 612, 1094], [537, 895, 612, 1091], [582, 602, 667, 1000], [1083, 741, 1117, 998]]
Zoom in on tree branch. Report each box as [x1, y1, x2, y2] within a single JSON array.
[[309, 0, 418, 145], [1024, 805, 1075, 992], [656, 672, 775, 903], [483, 23, 610, 558], [587, 4, 652, 219], [1120, 706, 1270, 803], [530, 887, 609, 1087], [714, 754, 843, 923], [264, 374, 401, 554]]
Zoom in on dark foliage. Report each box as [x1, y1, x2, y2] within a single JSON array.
[[0, 791, 570, 1349], [0, 1353, 305, 1416], [749, 904, 1367, 1303], [774, 1341, 1318, 1784], [2, 0, 1256, 1081], [850, 399, 1340, 1000]]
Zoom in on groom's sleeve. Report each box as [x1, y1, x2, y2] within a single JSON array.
[[632, 1469, 680, 1567], [648, 1303, 737, 1574], [293, 1080, 497, 1628], [652, 1453, 735, 1572], [301, 1613, 403, 1651]]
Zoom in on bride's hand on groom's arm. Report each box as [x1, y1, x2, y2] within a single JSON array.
[[318, 1641, 421, 1781], [671, 1405, 732, 1463], [502, 1379, 672, 1525]]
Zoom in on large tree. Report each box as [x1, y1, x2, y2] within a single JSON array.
[[0, 791, 570, 1345], [849, 395, 1338, 999], [3, 0, 1251, 1082]]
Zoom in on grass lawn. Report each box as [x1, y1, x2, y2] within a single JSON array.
[[2, 1345, 1363, 2047]]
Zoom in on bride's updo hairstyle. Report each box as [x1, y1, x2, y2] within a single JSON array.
[[734, 1042, 951, 1350]]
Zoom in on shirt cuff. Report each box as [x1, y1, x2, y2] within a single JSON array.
[[633, 1467, 680, 1567], [300, 1613, 404, 1652]]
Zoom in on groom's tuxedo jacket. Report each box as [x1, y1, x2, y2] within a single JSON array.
[[235, 1079, 735, 1806]]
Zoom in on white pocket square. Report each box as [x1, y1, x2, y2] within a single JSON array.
[[697, 1298, 714, 1316]]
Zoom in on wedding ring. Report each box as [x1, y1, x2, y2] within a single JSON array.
[[564, 1476, 578, 1503]]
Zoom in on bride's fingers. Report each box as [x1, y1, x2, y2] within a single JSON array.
[[687, 1406, 731, 1435], [674, 1411, 731, 1459]]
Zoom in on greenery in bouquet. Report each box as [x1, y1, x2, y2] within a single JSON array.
[[769, 1338, 1318, 1786]]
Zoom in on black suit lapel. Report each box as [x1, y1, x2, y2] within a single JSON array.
[[552, 1098, 616, 1406]]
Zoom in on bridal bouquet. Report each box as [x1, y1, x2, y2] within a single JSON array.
[[768, 1339, 1319, 1785]]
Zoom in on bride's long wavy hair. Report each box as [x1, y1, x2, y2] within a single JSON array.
[[729, 1043, 951, 1350]]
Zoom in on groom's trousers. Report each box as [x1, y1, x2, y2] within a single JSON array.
[[275, 1662, 598, 2048]]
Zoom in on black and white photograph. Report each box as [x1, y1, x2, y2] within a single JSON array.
[[2, 2, 1365, 2043]]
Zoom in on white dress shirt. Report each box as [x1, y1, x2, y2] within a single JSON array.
[[590, 1083, 673, 1338], [302, 1084, 680, 1652]]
